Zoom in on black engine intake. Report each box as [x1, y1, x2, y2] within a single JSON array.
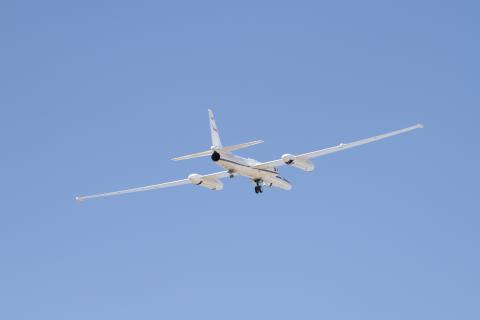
[[211, 151, 221, 162]]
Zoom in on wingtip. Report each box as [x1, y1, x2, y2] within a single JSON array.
[[75, 196, 83, 202], [417, 123, 424, 129]]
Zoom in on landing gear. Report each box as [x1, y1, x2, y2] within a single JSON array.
[[254, 179, 263, 194]]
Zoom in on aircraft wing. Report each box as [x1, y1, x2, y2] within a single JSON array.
[[253, 124, 423, 170], [76, 171, 232, 201]]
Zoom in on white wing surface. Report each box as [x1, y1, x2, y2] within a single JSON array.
[[254, 123, 423, 170], [76, 171, 232, 201]]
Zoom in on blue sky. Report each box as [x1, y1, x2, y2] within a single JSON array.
[[1, 1, 479, 319]]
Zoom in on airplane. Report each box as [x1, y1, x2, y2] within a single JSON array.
[[76, 109, 423, 201]]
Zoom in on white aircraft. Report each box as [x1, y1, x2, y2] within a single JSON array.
[[76, 109, 423, 201]]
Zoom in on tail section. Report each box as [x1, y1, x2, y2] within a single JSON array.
[[172, 109, 263, 161], [208, 109, 222, 148]]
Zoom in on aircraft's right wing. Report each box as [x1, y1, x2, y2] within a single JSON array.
[[253, 123, 423, 170], [76, 170, 233, 201]]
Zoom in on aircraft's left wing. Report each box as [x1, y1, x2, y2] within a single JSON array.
[[253, 124, 423, 170], [76, 171, 232, 201]]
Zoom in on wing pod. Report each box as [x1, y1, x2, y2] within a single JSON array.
[[281, 154, 315, 171], [188, 173, 224, 190]]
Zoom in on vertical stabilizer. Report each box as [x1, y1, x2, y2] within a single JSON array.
[[208, 109, 222, 147]]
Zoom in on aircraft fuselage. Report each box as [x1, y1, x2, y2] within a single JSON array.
[[213, 151, 292, 190]]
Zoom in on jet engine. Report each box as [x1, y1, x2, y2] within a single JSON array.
[[211, 151, 221, 162], [188, 174, 224, 190], [281, 154, 315, 171]]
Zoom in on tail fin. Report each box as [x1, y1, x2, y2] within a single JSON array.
[[172, 109, 264, 161], [208, 109, 222, 147]]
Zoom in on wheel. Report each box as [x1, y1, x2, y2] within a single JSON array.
[[254, 186, 260, 194]]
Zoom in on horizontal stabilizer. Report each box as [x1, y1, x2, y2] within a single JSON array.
[[172, 150, 212, 161], [220, 140, 264, 153], [172, 140, 263, 161]]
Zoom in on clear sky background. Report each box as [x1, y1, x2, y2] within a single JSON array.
[[1, 1, 479, 319]]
